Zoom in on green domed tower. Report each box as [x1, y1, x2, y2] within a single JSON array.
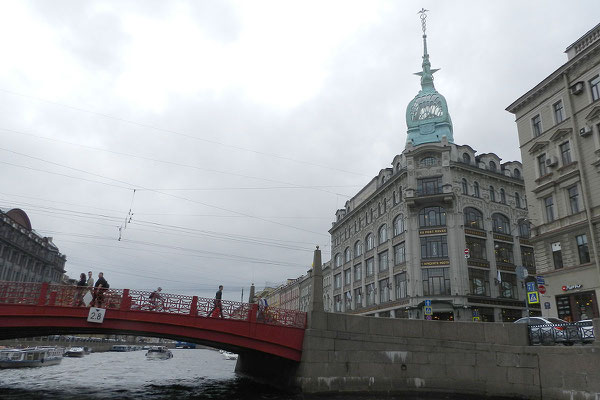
[[406, 10, 453, 146]]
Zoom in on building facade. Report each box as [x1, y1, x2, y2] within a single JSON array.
[[0, 208, 67, 284], [507, 24, 600, 322], [325, 14, 534, 322]]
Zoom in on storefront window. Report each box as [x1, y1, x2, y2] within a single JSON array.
[[501, 308, 522, 322], [468, 268, 490, 296], [499, 273, 517, 299]]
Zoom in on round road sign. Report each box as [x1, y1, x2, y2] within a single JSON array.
[[538, 285, 546, 294]]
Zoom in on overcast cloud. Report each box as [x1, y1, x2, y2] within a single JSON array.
[[0, 1, 598, 300]]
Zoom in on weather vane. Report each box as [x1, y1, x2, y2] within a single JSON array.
[[418, 8, 429, 35]]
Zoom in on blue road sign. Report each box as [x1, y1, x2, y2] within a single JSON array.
[[527, 291, 540, 304], [526, 282, 536, 292], [424, 300, 431, 307], [424, 306, 433, 315], [536, 276, 545, 285], [472, 310, 479, 317]]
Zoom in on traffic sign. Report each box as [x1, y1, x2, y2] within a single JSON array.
[[544, 302, 551, 309], [425, 315, 432, 320], [464, 248, 470, 259], [526, 282, 536, 292], [517, 266, 528, 280], [472, 316, 480, 322], [472, 310, 479, 317], [538, 284, 546, 294], [87, 308, 106, 324], [424, 300, 431, 307], [536, 276, 545, 285], [527, 291, 540, 304], [424, 306, 433, 315]]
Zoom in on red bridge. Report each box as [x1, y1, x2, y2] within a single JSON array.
[[0, 281, 307, 361]]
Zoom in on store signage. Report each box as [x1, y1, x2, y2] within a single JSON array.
[[561, 284, 582, 291], [467, 260, 489, 268], [419, 228, 447, 235], [464, 228, 486, 238], [421, 259, 450, 267], [493, 233, 513, 242]]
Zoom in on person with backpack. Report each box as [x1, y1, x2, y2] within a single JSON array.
[[92, 272, 109, 308]]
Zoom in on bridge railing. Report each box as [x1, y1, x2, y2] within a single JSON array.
[[0, 281, 306, 328]]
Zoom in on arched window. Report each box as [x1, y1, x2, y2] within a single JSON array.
[[419, 206, 446, 227], [489, 161, 497, 171], [515, 192, 521, 208], [473, 181, 480, 197], [393, 214, 404, 236], [335, 253, 342, 268], [366, 234, 374, 251], [514, 169, 521, 179], [462, 178, 468, 195], [344, 247, 351, 263], [518, 219, 531, 238], [492, 213, 511, 234], [462, 153, 471, 164], [354, 241, 362, 258], [500, 188, 506, 204], [464, 207, 484, 230], [420, 157, 438, 167], [378, 224, 388, 244], [489, 186, 495, 202]]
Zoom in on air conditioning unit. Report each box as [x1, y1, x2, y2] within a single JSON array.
[[580, 125, 592, 137], [545, 156, 558, 167], [570, 81, 584, 95]]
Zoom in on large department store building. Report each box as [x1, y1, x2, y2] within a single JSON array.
[[507, 24, 600, 322], [325, 16, 535, 322]]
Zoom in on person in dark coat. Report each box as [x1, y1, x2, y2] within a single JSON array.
[[209, 285, 223, 318], [73, 273, 87, 307], [92, 272, 109, 308]]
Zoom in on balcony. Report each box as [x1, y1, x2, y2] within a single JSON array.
[[406, 184, 454, 207]]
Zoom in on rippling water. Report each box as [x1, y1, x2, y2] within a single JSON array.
[[0, 348, 497, 400]]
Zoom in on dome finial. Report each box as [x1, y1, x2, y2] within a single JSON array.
[[415, 8, 438, 90]]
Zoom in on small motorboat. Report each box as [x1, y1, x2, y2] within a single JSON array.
[[145, 346, 173, 360], [222, 351, 238, 360], [0, 347, 63, 368], [64, 347, 85, 357]]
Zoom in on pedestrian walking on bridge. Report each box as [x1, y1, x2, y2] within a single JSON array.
[[209, 285, 224, 318]]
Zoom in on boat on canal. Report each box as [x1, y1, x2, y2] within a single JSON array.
[[110, 345, 131, 352], [0, 347, 63, 368], [145, 346, 173, 360], [222, 351, 238, 360], [64, 347, 85, 357]]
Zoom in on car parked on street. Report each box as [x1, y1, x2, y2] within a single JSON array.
[[514, 316, 580, 346]]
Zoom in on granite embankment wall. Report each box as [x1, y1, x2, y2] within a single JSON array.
[[295, 313, 600, 400]]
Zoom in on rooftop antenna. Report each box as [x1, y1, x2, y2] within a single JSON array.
[[118, 189, 136, 241]]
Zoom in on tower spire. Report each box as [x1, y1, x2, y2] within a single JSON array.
[[415, 8, 438, 91]]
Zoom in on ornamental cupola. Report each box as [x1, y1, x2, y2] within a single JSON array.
[[405, 9, 454, 147]]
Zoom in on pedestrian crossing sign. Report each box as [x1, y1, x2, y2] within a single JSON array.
[[527, 291, 540, 304], [424, 306, 433, 316]]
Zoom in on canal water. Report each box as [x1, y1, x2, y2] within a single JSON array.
[[0, 348, 495, 399]]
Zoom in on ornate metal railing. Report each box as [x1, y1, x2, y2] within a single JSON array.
[[0, 281, 306, 328], [527, 321, 595, 345]]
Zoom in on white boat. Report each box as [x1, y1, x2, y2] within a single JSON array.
[[0, 347, 63, 368], [110, 345, 130, 352], [222, 351, 238, 360], [64, 347, 85, 357], [145, 346, 173, 360]]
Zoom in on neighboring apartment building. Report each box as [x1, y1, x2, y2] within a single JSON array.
[[326, 15, 533, 322], [507, 24, 600, 322], [0, 208, 67, 284]]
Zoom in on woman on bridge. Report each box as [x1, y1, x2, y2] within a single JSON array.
[[72, 273, 87, 307]]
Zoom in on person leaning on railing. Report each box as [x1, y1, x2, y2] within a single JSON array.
[[72, 273, 87, 307], [91, 272, 109, 308]]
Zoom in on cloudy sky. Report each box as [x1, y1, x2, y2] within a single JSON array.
[[0, 1, 598, 300]]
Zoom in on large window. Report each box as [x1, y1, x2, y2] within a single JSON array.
[[366, 234, 374, 251], [378, 251, 389, 272], [492, 213, 510, 234], [495, 242, 514, 264], [366, 257, 374, 277], [419, 206, 446, 227], [473, 181, 480, 197], [462, 178, 468, 195], [591, 75, 600, 101], [515, 192, 521, 208], [500, 189, 506, 204], [395, 272, 407, 299], [518, 220, 531, 238], [422, 268, 451, 296], [394, 242, 406, 265], [334, 295, 342, 312], [568, 186, 579, 214], [344, 291, 352, 311], [532, 114, 542, 137], [553, 100, 565, 123], [552, 242, 563, 269], [469, 268, 490, 296], [538, 154, 547, 176], [466, 236, 486, 260], [544, 196, 555, 222], [489, 186, 496, 202], [576, 234, 590, 264], [393, 214, 404, 236], [521, 247, 535, 270], [354, 263, 362, 281], [354, 241, 363, 258], [334, 273, 342, 289], [499, 273, 517, 299], [354, 287, 363, 309], [464, 207, 484, 229], [560, 141, 572, 165], [344, 247, 351, 263], [420, 157, 438, 167], [378, 224, 388, 244], [420, 235, 448, 259], [366, 283, 375, 306], [335, 253, 342, 268], [417, 177, 442, 196], [344, 268, 352, 286], [379, 278, 390, 303]]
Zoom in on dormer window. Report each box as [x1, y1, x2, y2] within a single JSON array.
[[462, 153, 471, 164], [489, 161, 497, 171], [420, 157, 438, 167], [513, 169, 521, 179]]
